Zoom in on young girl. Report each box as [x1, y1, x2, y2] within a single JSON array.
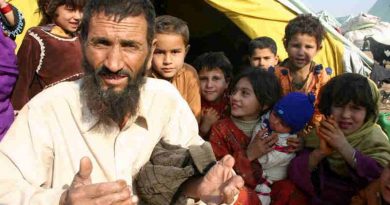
[[275, 14, 332, 125], [193, 51, 233, 138], [289, 73, 390, 205], [209, 69, 307, 205], [11, 0, 87, 111]]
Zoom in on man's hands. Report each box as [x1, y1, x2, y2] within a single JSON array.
[[59, 157, 138, 205], [246, 129, 278, 161], [197, 155, 244, 205]]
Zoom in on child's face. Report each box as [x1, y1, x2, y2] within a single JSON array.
[[152, 33, 188, 79], [199, 68, 229, 103], [380, 163, 390, 203], [249, 48, 278, 70], [330, 102, 367, 135], [230, 77, 264, 121], [269, 111, 292, 133], [54, 4, 83, 34], [285, 33, 320, 70]]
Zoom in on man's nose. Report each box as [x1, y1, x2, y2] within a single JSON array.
[[105, 45, 124, 73]]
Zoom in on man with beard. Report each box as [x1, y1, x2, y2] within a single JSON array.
[[0, 0, 244, 204]]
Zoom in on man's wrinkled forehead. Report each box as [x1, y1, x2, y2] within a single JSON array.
[[89, 12, 147, 30]]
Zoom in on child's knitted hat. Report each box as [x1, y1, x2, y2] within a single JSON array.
[[273, 92, 315, 134]]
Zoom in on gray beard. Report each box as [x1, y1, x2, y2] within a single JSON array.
[[80, 59, 147, 126]]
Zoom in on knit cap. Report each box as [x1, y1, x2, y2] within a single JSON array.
[[273, 92, 315, 134]]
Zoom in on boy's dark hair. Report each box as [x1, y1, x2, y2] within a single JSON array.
[[80, 0, 156, 47], [318, 73, 377, 123], [283, 14, 325, 48], [192, 51, 233, 82], [248, 36, 277, 56], [38, 0, 89, 26], [230, 68, 282, 114], [155, 15, 189, 46]]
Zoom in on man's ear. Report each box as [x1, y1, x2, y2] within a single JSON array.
[[185, 44, 190, 56]]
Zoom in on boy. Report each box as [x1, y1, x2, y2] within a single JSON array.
[[150, 15, 201, 121], [192, 51, 233, 138], [248, 36, 279, 70], [275, 14, 332, 126]]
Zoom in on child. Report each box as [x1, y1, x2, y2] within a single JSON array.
[[252, 92, 315, 205], [275, 14, 332, 126], [0, 26, 18, 141], [193, 51, 233, 138], [0, 0, 24, 39], [150, 15, 201, 121], [210, 69, 308, 204], [289, 73, 390, 205], [11, 0, 87, 111], [248, 36, 279, 70]]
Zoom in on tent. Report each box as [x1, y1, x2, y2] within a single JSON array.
[[13, 0, 373, 75]]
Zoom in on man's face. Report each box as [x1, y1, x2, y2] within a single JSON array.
[[249, 48, 278, 70], [152, 33, 188, 79], [84, 13, 153, 92]]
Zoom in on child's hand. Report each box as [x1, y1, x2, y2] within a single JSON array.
[[246, 129, 277, 161], [286, 137, 303, 153], [317, 120, 333, 156], [317, 116, 348, 153], [318, 135, 333, 156], [201, 108, 220, 124], [199, 108, 220, 137]]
